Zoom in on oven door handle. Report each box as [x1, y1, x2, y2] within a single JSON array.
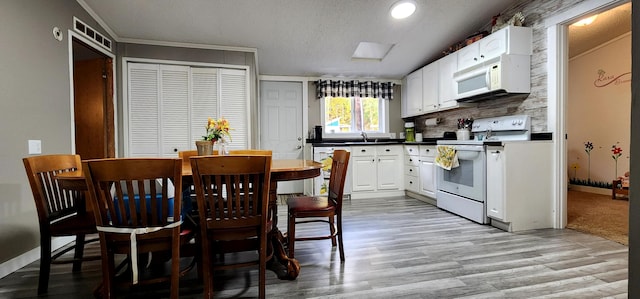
[[456, 150, 482, 160], [451, 145, 484, 152]]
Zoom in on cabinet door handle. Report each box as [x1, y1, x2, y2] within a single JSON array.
[[173, 148, 178, 152], [425, 149, 430, 152], [386, 149, 390, 152], [361, 149, 366, 152], [409, 169, 413, 172]]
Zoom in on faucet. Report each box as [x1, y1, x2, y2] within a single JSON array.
[[485, 129, 492, 140], [360, 131, 368, 142]]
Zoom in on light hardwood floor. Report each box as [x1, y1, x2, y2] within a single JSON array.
[[0, 196, 628, 298]]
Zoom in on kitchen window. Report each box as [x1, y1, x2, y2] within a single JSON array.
[[321, 96, 387, 134], [315, 79, 394, 137]]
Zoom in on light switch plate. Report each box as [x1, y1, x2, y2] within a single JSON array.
[[28, 140, 41, 154]]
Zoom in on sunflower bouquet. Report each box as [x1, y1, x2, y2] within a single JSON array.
[[203, 117, 232, 142]]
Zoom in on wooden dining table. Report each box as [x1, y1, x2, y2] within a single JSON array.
[[55, 158, 322, 280]]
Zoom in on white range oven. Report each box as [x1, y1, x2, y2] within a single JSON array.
[[436, 115, 531, 224]]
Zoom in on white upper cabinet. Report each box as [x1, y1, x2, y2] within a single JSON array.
[[421, 61, 439, 114], [437, 53, 459, 110], [457, 26, 532, 71], [401, 68, 423, 118], [402, 26, 531, 117]]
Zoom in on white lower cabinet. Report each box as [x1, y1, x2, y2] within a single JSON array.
[[351, 145, 404, 198], [418, 145, 436, 198], [486, 142, 553, 232], [352, 150, 377, 192], [377, 149, 403, 190]]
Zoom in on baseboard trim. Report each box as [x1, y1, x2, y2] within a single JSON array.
[[405, 191, 437, 206], [350, 190, 404, 200], [569, 184, 611, 196], [0, 236, 74, 279]]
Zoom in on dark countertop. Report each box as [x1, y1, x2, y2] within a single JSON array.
[[308, 138, 441, 147], [308, 132, 552, 147]]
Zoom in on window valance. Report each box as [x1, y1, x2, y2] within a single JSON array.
[[315, 80, 395, 100]]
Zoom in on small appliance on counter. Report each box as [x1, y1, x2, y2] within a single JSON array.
[[314, 125, 323, 141], [404, 122, 415, 141]]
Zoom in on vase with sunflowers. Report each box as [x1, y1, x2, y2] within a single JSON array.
[[196, 117, 232, 155]]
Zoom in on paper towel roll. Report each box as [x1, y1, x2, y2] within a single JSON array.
[[424, 118, 440, 126]]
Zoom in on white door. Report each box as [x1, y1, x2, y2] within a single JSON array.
[[260, 81, 303, 194]]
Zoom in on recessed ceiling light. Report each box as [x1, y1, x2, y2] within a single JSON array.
[[390, 0, 416, 20], [572, 15, 598, 26]]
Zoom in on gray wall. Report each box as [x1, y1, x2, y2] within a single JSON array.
[[0, 0, 113, 264]]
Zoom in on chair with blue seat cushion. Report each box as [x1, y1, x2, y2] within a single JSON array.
[[83, 158, 195, 299]]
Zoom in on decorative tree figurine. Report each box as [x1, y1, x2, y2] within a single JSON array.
[[584, 141, 593, 183], [611, 143, 623, 179]]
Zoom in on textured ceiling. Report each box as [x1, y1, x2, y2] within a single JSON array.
[[568, 2, 631, 58], [78, 0, 630, 79], [78, 0, 513, 79]]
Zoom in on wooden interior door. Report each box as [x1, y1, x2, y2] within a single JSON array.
[[73, 56, 115, 159]]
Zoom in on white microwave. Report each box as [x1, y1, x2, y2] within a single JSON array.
[[453, 54, 531, 102]]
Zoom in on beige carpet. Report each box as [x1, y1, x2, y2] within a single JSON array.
[[567, 190, 629, 245]]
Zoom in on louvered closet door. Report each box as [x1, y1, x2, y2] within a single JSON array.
[[127, 63, 249, 156], [128, 63, 160, 157], [190, 68, 218, 146], [220, 69, 249, 149], [160, 65, 190, 157]]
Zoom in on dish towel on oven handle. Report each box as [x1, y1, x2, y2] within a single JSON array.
[[435, 145, 459, 170]]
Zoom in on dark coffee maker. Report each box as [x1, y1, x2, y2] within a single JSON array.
[[314, 125, 323, 141]]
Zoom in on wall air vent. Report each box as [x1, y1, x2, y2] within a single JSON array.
[[73, 17, 112, 51]]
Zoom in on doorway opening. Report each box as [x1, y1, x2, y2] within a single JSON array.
[[70, 34, 115, 159], [565, 2, 631, 244]]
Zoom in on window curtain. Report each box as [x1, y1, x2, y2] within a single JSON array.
[[315, 80, 395, 100]]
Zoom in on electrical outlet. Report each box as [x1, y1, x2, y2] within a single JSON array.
[[28, 140, 41, 154]]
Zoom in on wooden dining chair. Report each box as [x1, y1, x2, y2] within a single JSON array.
[[287, 149, 350, 261], [190, 155, 272, 299], [23, 154, 100, 295], [83, 158, 195, 299]]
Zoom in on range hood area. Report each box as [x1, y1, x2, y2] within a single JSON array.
[[401, 26, 533, 118], [453, 54, 531, 103], [455, 88, 529, 103]]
